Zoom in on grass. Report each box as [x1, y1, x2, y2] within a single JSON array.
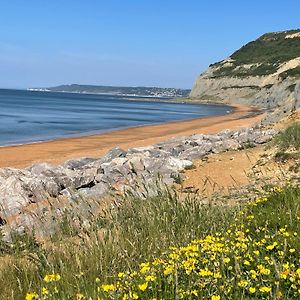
[[279, 66, 300, 80], [274, 123, 300, 151], [0, 187, 236, 300], [211, 30, 300, 78], [17, 183, 300, 300], [1, 179, 300, 299]]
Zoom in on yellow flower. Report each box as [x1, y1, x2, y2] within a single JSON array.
[[223, 257, 230, 264], [266, 242, 278, 250], [101, 284, 115, 292], [42, 287, 49, 295], [25, 293, 39, 300], [259, 286, 271, 293], [289, 248, 296, 253], [145, 275, 156, 282], [249, 287, 256, 294], [199, 268, 213, 277], [129, 291, 139, 299], [163, 265, 174, 276], [140, 263, 151, 273], [238, 280, 248, 288], [118, 272, 125, 278], [138, 282, 148, 292], [43, 274, 61, 282], [244, 260, 250, 266], [250, 269, 258, 279], [280, 270, 288, 279], [257, 265, 271, 275], [211, 295, 220, 300]]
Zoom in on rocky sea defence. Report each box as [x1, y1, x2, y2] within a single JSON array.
[[0, 126, 276, 241]]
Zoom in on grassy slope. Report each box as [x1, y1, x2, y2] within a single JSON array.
[[211, 30, 300, 78]]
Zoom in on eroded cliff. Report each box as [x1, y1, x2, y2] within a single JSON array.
[[190, 30, 300, 123]]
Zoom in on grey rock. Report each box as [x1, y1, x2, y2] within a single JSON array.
[[179, 147, 207, 160], [222, 139, 241, 151], [64, 157, 97, 170], [71, 168, 96, 189], [128, 145, 155, 153], [102, 147, 127, 163], [78, 182, 108, 199]]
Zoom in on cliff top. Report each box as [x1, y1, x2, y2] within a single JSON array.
[[211, 29, 300, 78]]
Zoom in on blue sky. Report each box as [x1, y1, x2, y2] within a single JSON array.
[[0, 0, 299, 89]]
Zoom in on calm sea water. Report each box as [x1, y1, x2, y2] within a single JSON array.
[[0, 89, 231, 146]]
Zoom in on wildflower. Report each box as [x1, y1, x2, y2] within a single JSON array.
[[25, 293, 39, 300], [43, 274, 61, 282], [211, 295, 220, 300], [238, 280, 248, 288], [129, 291, 139, 299], [138, 282, 148, 292], [280, 272, 288, 279], [250, 270, 258, 279], [213, 272, 222, 279], [266, 242, 278, 250], [140, 263, 150, 273], [199, 268, 213, 277], [101, 284, 115, 292], [257, 265, 271, 275], [244, 260, 250, 266], [289, 248, 296, 253], [163, 265, 174, 276], [259, 286, 271, 293], [249, 287, 256, 294], [118, 272, 126, 278], [223, 257, 230, 264], [41, 287, 49, 295], [145, 275, 156, 282]]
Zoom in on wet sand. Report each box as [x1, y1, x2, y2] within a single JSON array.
[[0, 104, 265, 168]]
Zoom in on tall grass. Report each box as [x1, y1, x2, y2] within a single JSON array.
[[0, 187, 236, 300], [2, 181, 300, 299], [275, 123, 300, 151]]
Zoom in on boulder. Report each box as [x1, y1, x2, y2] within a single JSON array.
[[102, 147, 127, 162], [179, 147, 207, 160], [64, 157, 97, 170], [78, 182, 108, 199], [222, 139, 241, 151]]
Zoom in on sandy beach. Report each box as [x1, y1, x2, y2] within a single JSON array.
[[0, 104, 265, 168]]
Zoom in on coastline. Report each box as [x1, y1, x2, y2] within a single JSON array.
[[0, 104, 265, 169]]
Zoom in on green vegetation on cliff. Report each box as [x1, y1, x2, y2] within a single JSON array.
[[211, 29, 300, 78]]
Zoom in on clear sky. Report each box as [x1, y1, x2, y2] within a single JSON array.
[[0, 0, 299, 89]]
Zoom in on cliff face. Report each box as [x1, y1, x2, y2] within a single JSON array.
[[190, 30, 300, 123]]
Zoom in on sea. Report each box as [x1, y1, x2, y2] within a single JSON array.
[[0, 89, 231, 147]]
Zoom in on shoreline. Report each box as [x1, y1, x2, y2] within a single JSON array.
[[0, 104, 265, 169], [0, 103, 233, 149]]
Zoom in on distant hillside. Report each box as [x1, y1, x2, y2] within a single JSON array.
[[190, 29, 300, 123], [29, 84, 190, 98]]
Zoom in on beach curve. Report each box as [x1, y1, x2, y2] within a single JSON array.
[[0, 104, 265, 168]]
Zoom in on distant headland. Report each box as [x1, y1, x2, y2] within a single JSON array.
[[28, 84, 191, 98]]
